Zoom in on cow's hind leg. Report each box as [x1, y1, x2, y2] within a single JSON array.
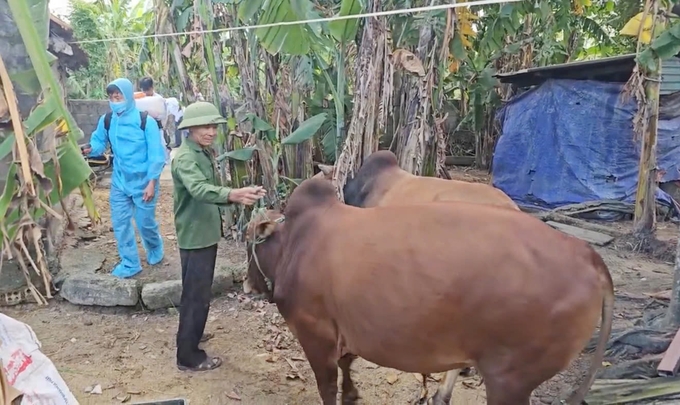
[[483, 374, 532, 405], [338, 353, 359, 404], [429, 369, 460, 405], [299, 335, 339, 405]]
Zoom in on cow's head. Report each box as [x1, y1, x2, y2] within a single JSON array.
[[244, 210, 284, 299]]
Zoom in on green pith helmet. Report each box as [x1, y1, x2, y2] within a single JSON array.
[[177, 101, 228, 130]]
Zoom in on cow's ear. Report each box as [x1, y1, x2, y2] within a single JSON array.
[[256, 220, 277, 239], [318, 164, 334, 177]]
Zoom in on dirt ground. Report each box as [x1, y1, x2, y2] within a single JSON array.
[[3, 169, 676, 404]]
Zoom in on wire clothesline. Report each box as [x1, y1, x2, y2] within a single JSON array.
[[69, 0, 522, 45]]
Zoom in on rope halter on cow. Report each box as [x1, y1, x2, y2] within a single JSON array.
[[248, 214, 285, 294]]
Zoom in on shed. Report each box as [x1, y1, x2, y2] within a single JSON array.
[[495, 54, 680, 95], [0, 8, 88, 118], [491, 55, 680, 220], [48, 14, 89, 73]]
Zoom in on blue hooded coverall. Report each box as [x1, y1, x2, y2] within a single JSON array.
[[89, 78, 166, 278]]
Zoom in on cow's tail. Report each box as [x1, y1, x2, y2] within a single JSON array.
[[567, 252, 615, 405]]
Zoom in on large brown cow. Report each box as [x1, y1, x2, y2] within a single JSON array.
[[245, 178, 613, 405], [315, 150, 517, 383], [314, 150, 519, 210]]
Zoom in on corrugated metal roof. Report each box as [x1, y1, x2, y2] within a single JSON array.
[[661, 57, 680, 95], [496, 54, 680, 95]]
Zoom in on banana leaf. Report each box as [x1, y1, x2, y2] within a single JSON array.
[[218, 146, 259, 161], [0, 0, 51, 97], [281, 113, 327, 144], [43, 141, 92, 203], [328, 0, 364, 43], [0, 139, 92, 240], [242, 0, 314, 55]]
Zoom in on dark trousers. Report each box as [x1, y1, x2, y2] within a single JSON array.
[[176, 244, 217, 367]]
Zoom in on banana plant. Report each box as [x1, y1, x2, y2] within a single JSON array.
[[220, 112, 327, 191], [238, 0, 365, 161], [1, 0, 97, 304]]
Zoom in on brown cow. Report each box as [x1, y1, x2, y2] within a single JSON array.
[[315, 150, 518, 383], [245, 178, 613, 405], [314, 150, 519, 210]]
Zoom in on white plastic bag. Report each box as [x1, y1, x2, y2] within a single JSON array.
[[0, 314, 78, 405]]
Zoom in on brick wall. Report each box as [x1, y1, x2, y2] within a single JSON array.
[[68, 99, 109, 144]]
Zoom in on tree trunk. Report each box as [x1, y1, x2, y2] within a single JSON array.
[[633, 65, 661, 236], [633, 0, 661, 237], [333, 0, 387, 201]]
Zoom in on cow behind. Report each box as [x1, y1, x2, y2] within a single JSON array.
[[245, 178, 613, 405], [314, 150, 519, 210]]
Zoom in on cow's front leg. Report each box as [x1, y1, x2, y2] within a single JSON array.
[[298, 334, 339, 405], [338, 353, 359, 404]]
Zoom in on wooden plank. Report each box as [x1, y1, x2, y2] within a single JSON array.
[[545, 221, 615, 246], [658, 328, 680, 376]]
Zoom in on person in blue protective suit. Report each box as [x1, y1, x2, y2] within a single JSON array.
[[82, 78, 166, 278]]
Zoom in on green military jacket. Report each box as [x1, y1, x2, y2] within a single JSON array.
[[171, 138, 232, 249]]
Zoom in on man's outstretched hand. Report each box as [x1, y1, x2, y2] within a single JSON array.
[[228, 186, 267, 206]]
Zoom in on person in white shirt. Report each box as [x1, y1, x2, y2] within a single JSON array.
[[138, 77, 170, 162], [165, 97, 185, 147], [139, 76, 161, 98]]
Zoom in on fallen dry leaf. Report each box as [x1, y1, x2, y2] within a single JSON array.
[[386, 373, 399, 385], [226, 391, 242, 401], [462, 377, 484, 389], [286, 372, 305, 382], [115, 393, 131, 403], [428, 374, 442, 382], [285, 358, 299, 371]]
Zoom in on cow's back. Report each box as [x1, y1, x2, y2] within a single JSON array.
[[284, 202, 603, 373], [375, 174, 519, 210]]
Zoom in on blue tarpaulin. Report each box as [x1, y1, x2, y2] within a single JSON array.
[[492, 79, 680, 216]]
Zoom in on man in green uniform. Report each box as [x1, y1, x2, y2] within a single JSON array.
[[172, 101, 266, 372]]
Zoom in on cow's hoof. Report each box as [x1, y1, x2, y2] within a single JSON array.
[[341, 388, 359, 404], [412, 395, 428, 405], [428, 393, 451, 405]]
